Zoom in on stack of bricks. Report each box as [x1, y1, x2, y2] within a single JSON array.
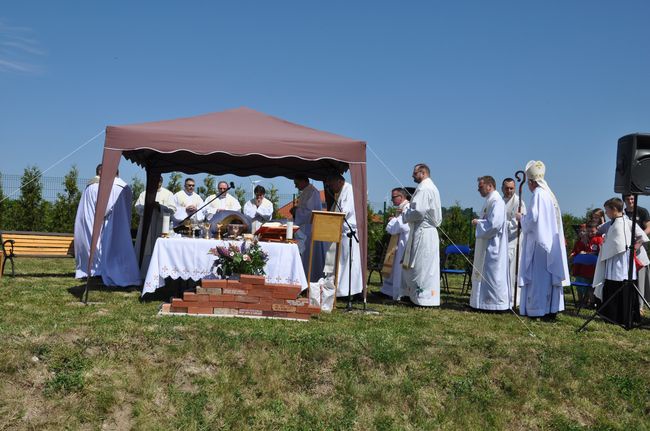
[[160, 274, 320, 321]]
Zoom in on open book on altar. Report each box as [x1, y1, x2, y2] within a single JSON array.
[[255, 222, 300, 242]]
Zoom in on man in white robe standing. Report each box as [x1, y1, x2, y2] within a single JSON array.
[[470, 176, 510, 311], [291, 176, 325, 281], [74, 174, 101, 278], [134, 176, 176, 278], [380, 187, 410, 300], [323, 174, 363, 298], [502, 177, 526, 306], [97, 175, 142, 286], [243, 185, 274, 233], [172, 178, 204, 227], [203, 181, 242, 221], [401, 163, 443, 307], [516, 160, 570, 318]]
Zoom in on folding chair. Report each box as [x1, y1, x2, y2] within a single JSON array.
[[569, 253, 598, 315], [440, 244, 472, 294]]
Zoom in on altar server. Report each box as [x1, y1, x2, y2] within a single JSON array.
[[380, 187, 410, 300], [243, 185, 273, 233]]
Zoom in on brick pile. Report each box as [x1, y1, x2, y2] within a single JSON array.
[[160, 274, 320, 321]]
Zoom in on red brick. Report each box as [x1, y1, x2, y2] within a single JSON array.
[[240, 274, 266, 285], [272, 304, 297, 312], [213, 307, 238, 315], [171, 300, 194, 308], [213, 294, 236, 302], [183, 292, 198, 301], [286, 298, 309, 306], [235, 295, 260, 304], [263, 310, 287, 318], [170, 306, 188, 313], [187, 306, 213, 314], [161, 303, 171, 313], [197, 294, 211, 303], [272, 288, 301, 300], [222, 301, 241, 308], [247, 288, 274, 298], [254, 302, 274, 311], [202, 279, 228, 288], [197, 287, 222, 295]]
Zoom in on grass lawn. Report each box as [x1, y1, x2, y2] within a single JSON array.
[[0, 258, 649, 430]]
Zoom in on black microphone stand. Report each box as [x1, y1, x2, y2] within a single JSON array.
[[326, 187, 378, 315], [174, 181, 236, 231], [578, 193, 650, 331]]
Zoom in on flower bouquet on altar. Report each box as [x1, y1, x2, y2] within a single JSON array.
[[208, 240, 269, 278]]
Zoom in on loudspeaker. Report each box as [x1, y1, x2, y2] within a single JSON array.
[[614, 133, 650, 195]]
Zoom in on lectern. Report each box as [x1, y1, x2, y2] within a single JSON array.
[[308, 210, 345, 304]]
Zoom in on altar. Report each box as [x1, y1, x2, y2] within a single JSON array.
[[141, 237, 307, 296]]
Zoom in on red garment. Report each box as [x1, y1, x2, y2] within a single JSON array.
[[570, 236, 603, 278]]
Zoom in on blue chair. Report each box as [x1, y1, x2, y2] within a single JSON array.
[[570, 253, 598, 315], [440, 244, 472, 294]]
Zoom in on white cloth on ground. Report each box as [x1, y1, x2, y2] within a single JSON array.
[[470, 190, 511, 311], [401, 177, 442, 306]]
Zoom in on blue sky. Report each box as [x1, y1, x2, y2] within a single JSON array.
[[2, 1, 650, 215]]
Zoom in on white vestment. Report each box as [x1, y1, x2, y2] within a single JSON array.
[[323, 182, 363, 297], [470, 191, 510, 310], [293, 183, 325, 281], [172, 191, 205, 227], [203, 193, 241, 222], [97, 178, 141, 286], [74, 182, 100, 278], [243, 197, 273, 233], [134, 187, 176, 278], [380, 200, 410, 300], [518, 187, 569, 316], [401, 177, 442, 306], [504, 193, 526, 306], [593, 217, 647, 299]]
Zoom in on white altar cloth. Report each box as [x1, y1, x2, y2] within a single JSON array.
[[142, 238, 307, 295]]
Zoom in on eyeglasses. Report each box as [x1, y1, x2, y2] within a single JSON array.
[[186, 184, 195, 188]]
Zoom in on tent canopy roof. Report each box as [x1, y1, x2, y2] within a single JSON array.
[[106, 107, 365, 180]]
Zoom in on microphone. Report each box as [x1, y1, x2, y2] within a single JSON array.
[[229, 181, 235, 189]]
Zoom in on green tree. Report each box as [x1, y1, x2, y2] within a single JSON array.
[[131, 176, 145, 231], [198, 174, 216, 199], [47, 166, 82, 232], [440, 203, 474, 248], [16, 166, 44, 231], [167, 172, 182, 193], [234, 185, 247, 209], [267, 184, 281, 219]]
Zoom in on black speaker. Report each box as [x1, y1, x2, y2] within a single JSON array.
[[614, 133, 650, 195]]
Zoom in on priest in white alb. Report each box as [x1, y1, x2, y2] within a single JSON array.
[[172, 178, 204, 227], [203, 181, 242, 221], [401, 163, 443, 307], [380, 187, 410, 300], [323, 174, 363, 297], [470, 176, 510, 311], [516, 160, 569, 318], [134, 176, 176, 278], [502, 177, 526, 306], [243, 185, 274, 233], [291, 175, 325, 281], [97, 175, 142, 286]]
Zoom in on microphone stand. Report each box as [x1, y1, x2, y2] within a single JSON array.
[[326, 187, 378, 315], [174, 182, 235, 231]]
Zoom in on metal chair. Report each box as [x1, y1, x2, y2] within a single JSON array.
[[440, 244, 472, 294], [569, 253, 598, 315]]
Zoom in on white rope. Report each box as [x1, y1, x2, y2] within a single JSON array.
[[367, 144, 537, 337], [0, 129, 105, 203]]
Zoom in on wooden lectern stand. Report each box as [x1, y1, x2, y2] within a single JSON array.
[[308, 210, 345, 304]]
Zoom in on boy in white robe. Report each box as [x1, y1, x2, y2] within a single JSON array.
[[380, 187, 410, 300], [401, 163, 443, 307], [516, 160, 569, 318], [502, 177, 526, 306], [470, 176, 510, 311], [592, 197, 647, 325]]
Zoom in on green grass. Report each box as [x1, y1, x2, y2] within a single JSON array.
[[1, 258, 649, 430]]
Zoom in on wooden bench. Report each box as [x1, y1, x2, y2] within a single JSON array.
[[0, 231, 74, 278]]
